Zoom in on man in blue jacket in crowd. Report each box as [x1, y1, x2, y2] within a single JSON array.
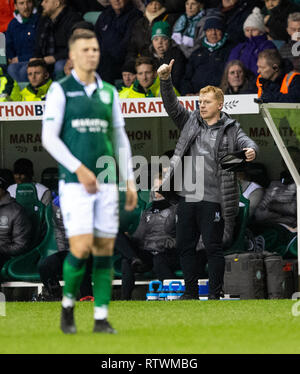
[[6, 0, 39, 82]]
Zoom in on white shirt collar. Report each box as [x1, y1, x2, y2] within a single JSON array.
[[71, 69, 103, 89]]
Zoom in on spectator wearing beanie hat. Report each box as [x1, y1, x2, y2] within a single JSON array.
[[149, 21, 186, 92], [180, 16, 233, 95], [126, 0, 179, 63], [227, 7, 276, 75], [115, 61, 137, 91]]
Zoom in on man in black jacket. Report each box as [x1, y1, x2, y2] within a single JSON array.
[[0, 172, 32, 273], [256, 48, 300, 103], [157, 60, 258, 299], [94, 0, 143, 84], [32, 0, 82, 78], [115, 173, 179, 300]]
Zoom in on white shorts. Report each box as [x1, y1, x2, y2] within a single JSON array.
[[59, 181, 119, 238]]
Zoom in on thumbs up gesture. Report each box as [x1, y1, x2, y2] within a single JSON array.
[[157, 59, 174, 80]]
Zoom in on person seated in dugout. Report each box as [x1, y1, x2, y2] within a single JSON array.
[[114, 172, 180, 300], [250, 146, 299, 254], [237, 169, 265, 220], [20, 59, 52, 101], [0, 170, 32, 274], [119, 55, 179, 98], [7, 158, 52, 206]]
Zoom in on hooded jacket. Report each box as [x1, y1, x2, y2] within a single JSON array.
[[159, 78, 258, 246], [227, 34, 276, 75], [0, 192, 32, 257]]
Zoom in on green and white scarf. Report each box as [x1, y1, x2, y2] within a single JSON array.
[[201, 33, 228, 52]]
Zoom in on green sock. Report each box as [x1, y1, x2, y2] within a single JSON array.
[[92, 256, 113, 307], [63, 252, 87, 300]]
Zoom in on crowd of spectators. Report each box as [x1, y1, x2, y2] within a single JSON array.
[[0, 0, 299, 102], [0, 0, 299, 300]]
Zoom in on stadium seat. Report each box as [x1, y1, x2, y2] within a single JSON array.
[[1, 204, 59, 282], [2, 248, 41, 281], [83, 11, 101, 25], [256, 224, 297, 258], [119, 189, 150, 235], [286, 234, 297, 258]]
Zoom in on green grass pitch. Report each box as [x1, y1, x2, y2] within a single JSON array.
[[0, 300, 300, 354]]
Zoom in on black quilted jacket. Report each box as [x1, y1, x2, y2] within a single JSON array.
[[159, 78, 258, 246], [0, 192, 32, 256]]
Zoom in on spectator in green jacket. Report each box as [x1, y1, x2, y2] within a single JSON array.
[[0, 66, 22, 101], [20, 59, 52, 101]]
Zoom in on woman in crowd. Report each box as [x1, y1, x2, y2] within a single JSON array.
[[227, 7, 276, 75], [219, 60, 257, 94]]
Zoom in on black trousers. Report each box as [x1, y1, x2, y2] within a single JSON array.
[[176, 198, 225, 297], [115, 232, 179, 300], [38, 251, 93, 298]]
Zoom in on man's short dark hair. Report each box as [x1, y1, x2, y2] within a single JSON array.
[[13, 158, 34, 179], [27, 59, 48, 71], [258, 49, 283, 68], [71, 21, 94, 35], [135, 56, 156, 71], [68, 30, 97, 49]]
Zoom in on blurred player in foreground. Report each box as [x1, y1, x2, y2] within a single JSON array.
[[42, 30, 137, 334]]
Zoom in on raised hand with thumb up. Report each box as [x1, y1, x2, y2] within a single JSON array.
[[157, 59, 175, 80]]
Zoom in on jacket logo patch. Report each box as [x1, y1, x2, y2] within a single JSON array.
[[99, 90, 111, 104], [0, 216, 9, 228], [213, 211, 221, 223]]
